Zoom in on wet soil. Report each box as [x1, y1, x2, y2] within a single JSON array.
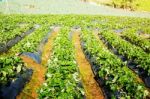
[[17, 27, 59, 99], [72, 29, 104, 99]]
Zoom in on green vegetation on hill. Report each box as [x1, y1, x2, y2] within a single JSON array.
[[111, 0, 138, 11], [88, 0, 150, 11], [136, 0, 150, 11]]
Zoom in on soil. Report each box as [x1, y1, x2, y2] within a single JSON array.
[[72, 29, 104, 99], [41, 27, 59, 65], [16, 27, 59, 99], [16, 55, 46, 99], [140, 34, 150, 39]]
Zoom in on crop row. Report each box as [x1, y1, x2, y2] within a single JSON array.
[[0, 15, 149, 98], [0, 24, 51, 91], [8, 24, 50, 54], [0, 15, 37, 42], [0, 23, 34, 43], [99, 30, 150, 76], [38, 27, 84, 98], [0, 56, 26, 87], [121, 28, 150, 53], [80, 28, 149, 98]]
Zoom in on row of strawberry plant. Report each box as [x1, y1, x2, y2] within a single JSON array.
[[0, 14, 38, 43], [0, 15, 22, 33], [0, 55, 33, 99], [0, 56, 27, 87], [99, 30, 150, 76], [0, 24, 36, 54], [121, 28, 150, 53], [0, 23, 34, 44], [138, 26, 150, 35], [8, 24, 50, 54], [0, 15, 35, 96], [80, 29, 149, 98], [0, 15, 38, 54], [0, 24, 51, 92], [38, 27, 84, 99], [91, 16, 149, 31]]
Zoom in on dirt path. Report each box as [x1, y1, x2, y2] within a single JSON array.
[[72, 29, 104, 99], [17, 27, 59, 99]]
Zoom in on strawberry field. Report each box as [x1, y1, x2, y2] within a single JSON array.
[[0, 14, 150, 99]]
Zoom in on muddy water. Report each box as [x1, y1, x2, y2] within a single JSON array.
[[72, 30, 104, 99], [17, 27, 59, 99]]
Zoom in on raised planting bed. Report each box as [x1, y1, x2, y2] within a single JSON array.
[[98, 30, 150, 88]]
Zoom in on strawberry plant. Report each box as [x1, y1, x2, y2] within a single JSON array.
[[99, 30, 150, 75], [80, 29, 149, 98], [38, 27, 84, 98]]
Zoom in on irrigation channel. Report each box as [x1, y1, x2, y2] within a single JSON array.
[[72, 29, 104, 99], [17, 27, 59, 99]]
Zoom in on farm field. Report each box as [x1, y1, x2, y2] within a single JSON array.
[[0, 14, 150, 99]]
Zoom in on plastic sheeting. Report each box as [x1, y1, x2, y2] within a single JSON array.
[[0, 28, 35, 54], [100, 34, 150, 88], [0, 69, 33, 99], [22, 52, 41, 64], [21, 29, 52, 64]]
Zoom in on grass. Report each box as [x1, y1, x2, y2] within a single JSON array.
[[136, 0, 150, 12]]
